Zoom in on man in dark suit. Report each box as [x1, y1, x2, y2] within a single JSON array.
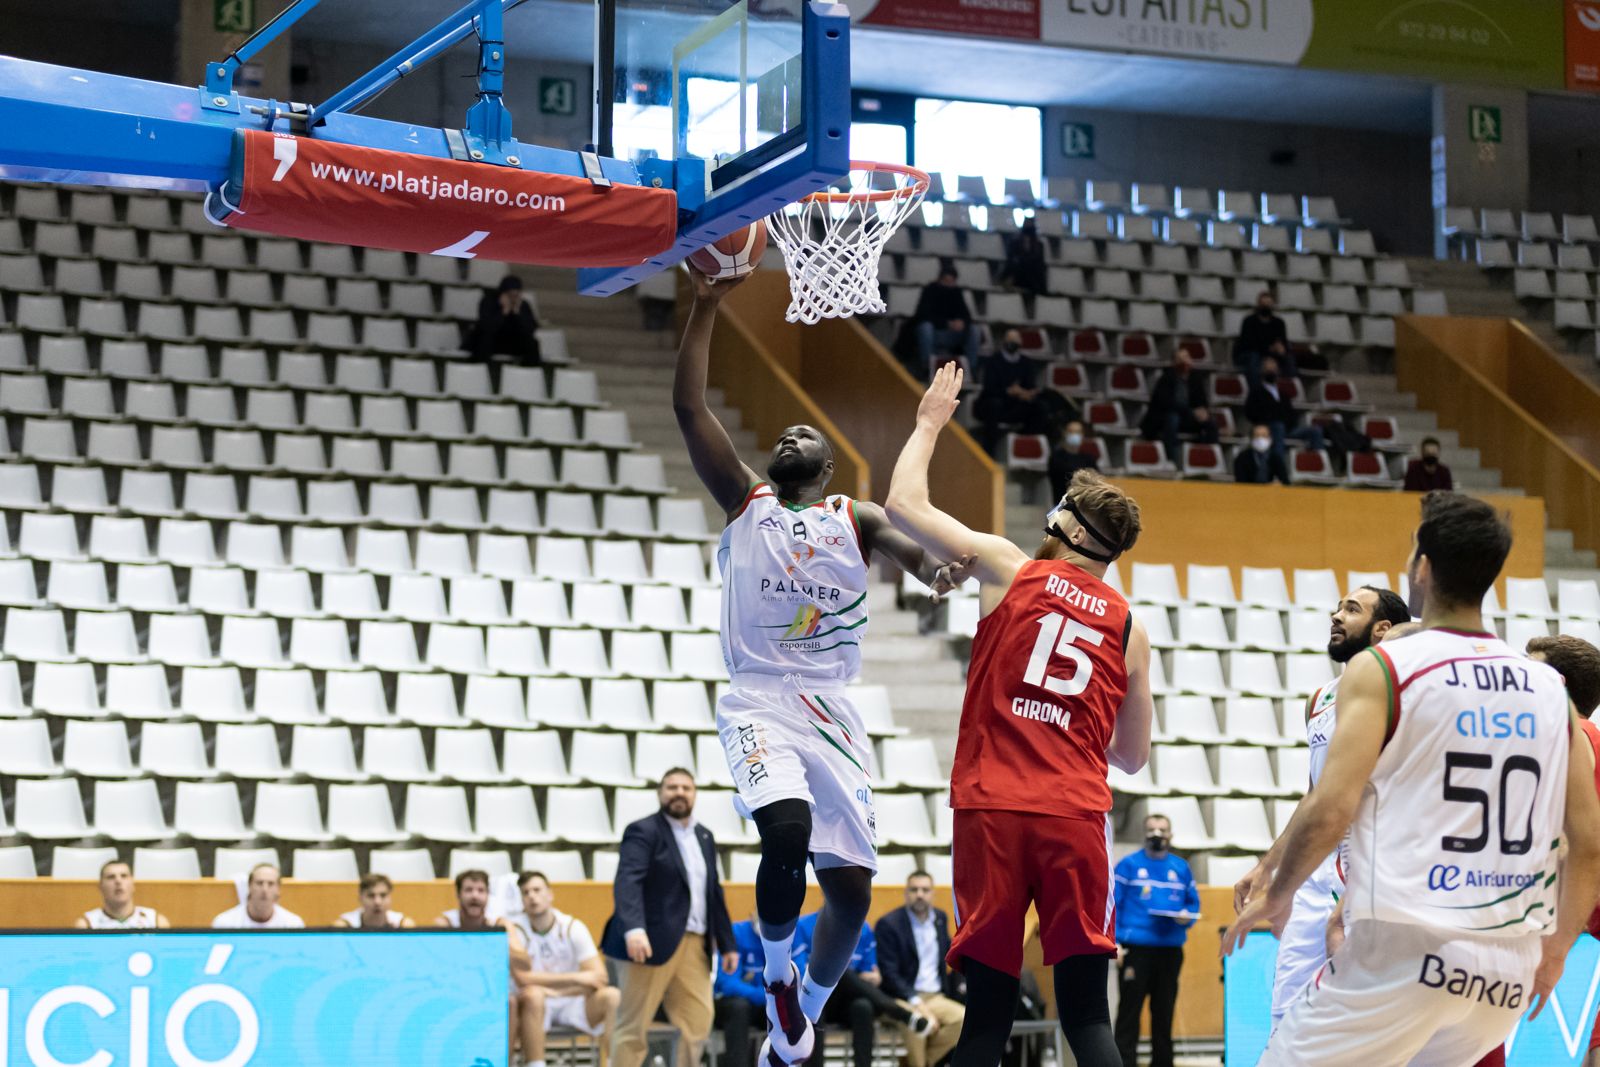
[[874, 871, 965, 1067], [604, 768, 740, 1067]]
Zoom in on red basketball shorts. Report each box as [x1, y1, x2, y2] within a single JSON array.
[[947, 808, 1115, 978]]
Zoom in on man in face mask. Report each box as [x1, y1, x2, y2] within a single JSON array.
[[1112, 814, 1199, 1067], [1235, 288, 1296, 383], [1402, 436, 1453, 493], [973, 329, 1050, 453], [1233, 423, 1289, 484], [1048, 419, 1099, 501]]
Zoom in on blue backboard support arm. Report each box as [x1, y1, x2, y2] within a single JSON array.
[[575, 0, 851, 297], [203, 0, 325, 112]]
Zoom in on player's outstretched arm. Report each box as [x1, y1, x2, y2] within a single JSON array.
[[1106, 617, 1153, 774], [1220, 650, 1386, 957], [885, 362, 1029, 591], [1529, 707, 1600, 1019], [853, 501, 965, 595], [673, 267, 761, 516]]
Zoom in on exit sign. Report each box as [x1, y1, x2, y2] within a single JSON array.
[[1060, 122, 1095, 159], [1469, 105, 1503, 143], [214, 0, 254, 33]]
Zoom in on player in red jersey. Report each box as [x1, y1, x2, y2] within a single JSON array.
[[885, 363, 1154, 1067]]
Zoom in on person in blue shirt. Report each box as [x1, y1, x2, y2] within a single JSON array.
[[1112, 814, 1199, 1067], [714, 917, 765, 1067], [794, 909, 933, 1067]]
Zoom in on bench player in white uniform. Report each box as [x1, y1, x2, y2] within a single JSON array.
[[436, 868, 544, 1067], [334, 872, 415, 929], [212, 862, 304, 929], [76, 859, 170, 929], [674, 268, 962, 1066], [1232, 585, 1411, 1024], [1225, 492, 1600, 1065], [509, 871, 619, 1067]]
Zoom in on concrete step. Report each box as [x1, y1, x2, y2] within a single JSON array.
[[1545, 529, 1599, 571], [857, 657, 966, 685]]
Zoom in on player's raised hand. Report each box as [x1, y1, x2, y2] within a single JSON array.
[[916, 361, 963, 430], [1528, 935, 1568, 1020], [929, 554, 978, 603], [687, 263, 750, 303], [1219, 888, 1290, 960]]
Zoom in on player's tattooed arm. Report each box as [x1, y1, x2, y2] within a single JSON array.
[[885, 362, 1029, 590], [674, 266, 761, 515]]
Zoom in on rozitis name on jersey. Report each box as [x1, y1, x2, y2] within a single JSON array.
[[1045, 574, 1108, 616]]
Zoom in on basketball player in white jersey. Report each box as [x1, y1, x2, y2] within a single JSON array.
[[76, 859, 169, 929], [212, 863, 304, 929], [1224, 492, 1600, 1065], [334, 872, 415, 929], [509, 871, 619, 1067], [676, 268, 962, 1066], [1232, 585, 1410, 1025]]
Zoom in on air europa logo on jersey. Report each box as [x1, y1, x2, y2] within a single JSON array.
[[1428, 864, 1542, 892]]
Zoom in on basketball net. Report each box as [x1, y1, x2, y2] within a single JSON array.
[[767, 161, 929, 325]]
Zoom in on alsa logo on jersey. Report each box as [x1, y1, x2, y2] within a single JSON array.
[[1455, 706, 1539, 739], [1417, 952, 1525, 1010], [733, 723, 770, 787], [1044, 573, 1108, 617], [1427, 864, 1542, 892], [1443, 661, 1534, 694]]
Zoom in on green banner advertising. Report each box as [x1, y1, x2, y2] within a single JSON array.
[[1299, 0, 1566, 89]]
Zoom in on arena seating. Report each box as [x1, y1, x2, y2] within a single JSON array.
[[874, 175, 1442, 485], [0, 183, 953, 881], [1452, 205, 1600, 356], [908, 563, 1600, 882]]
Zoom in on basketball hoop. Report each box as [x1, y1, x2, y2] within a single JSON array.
[[767, 161, 930, 325]]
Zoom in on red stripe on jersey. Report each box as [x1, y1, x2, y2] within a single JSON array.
[[950, 559, 1130, 818]]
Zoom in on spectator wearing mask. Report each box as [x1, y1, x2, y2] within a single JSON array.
[[1233, 424, 1290, 485], [1138, 349, 1211, 461], [1402, 437, 1453, 492], [999, 220, 1047, 296], [1235, 290, 1295, 383], [1048, 419, 1099, 502], [913, 265, 979, 373], [1113, 815, 1199, 1067], [1244, 355, 1324, 462], [974, 329, 1050, 452], [713, 915, 765, 1067], [467, 274, 541, 364]]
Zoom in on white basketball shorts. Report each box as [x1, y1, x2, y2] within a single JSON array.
[[1271, 853, 1339, 1023], [544, 994, 605, 1036], [1263, 918, 1540, 1066], [717, 674, 878, 872]]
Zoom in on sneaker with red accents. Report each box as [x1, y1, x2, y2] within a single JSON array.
[[764, 962, 815, 1063]]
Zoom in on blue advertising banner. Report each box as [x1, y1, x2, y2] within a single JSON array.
[[1225, 931, 1600, 1065], [0, 930, 508, 1067]]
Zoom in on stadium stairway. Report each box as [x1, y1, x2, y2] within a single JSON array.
[[539, 273, 973, 769]]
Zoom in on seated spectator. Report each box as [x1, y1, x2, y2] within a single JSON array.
[[713, 914, 765, 1067], [212, 863, 303, 929], [1233, 424, 1290, 485], [76, 859, 170, 929], [1244, 355, 1324, 461], [509, 871, 619, 1067], [1235, 290, 1296, 383], [875, 871, 965, 1067], [1402, 436, 1453, 492], [999, 219, 1047, 296], [974, 329, 1050, 452], [799, 910, 933, 1067], [1048, 419, 1099, 502], [1138, 349, 1210, 460], [913, 264, 979, 373], [466, 274, 541, 364], [334, 872, 415, 929]]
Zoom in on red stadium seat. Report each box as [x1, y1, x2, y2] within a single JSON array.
[[1125, 439, 1175, 477], [1314, 378, 1367, 411], [1086, 401, 1130, 434], [1290, 448, 1338, 485], [1015, 327, 1053, 358], [1345, 450, 1397, 488], [1116, 332, 1159, 363], [1181, 443, 1226, 479], [1105, 365, 1148, 401], [1046, 361, 1093, 397], [1068, 329, 1109, 361], [1209, 373, 1247, 407], [1177, 338, 1215, 368], [1005, 434, 1050, 472], [1210, 406, 1237, 437], [1362, 415, 1400, 446]]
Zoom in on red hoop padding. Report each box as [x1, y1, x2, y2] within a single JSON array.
[[218, 130, 677, 268]]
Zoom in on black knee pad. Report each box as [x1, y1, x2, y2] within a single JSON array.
[[753, 799, 812, 925], [1054, 956, 1112, 1030]]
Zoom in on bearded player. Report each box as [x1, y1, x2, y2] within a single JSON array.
[[885, 363, 1154, 1067], [1232, 584, 1410, 1026], [675, 268, 962, 1066], [1224, 493, 1600, 1064]]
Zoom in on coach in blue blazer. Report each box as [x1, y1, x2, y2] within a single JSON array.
[[602, 768, 739, 1067]]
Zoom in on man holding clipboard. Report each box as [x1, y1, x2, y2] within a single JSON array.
[[1112, 813, 1200, 1067]]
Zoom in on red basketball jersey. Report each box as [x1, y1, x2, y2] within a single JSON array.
[[1581, 718, 1600, 940], [950, 559, 1132, 819]]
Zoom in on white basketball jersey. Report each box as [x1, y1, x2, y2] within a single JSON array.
[[512, 908, 598, 974], [1344, 628, 1571, 938], [1305, 677, 1340, 788], [83, 906, 158, 929], [339, 908, 406, 929], [717, 483, 869, 683]]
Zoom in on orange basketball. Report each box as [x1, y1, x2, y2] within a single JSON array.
[[687, 219, 768, 279]]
